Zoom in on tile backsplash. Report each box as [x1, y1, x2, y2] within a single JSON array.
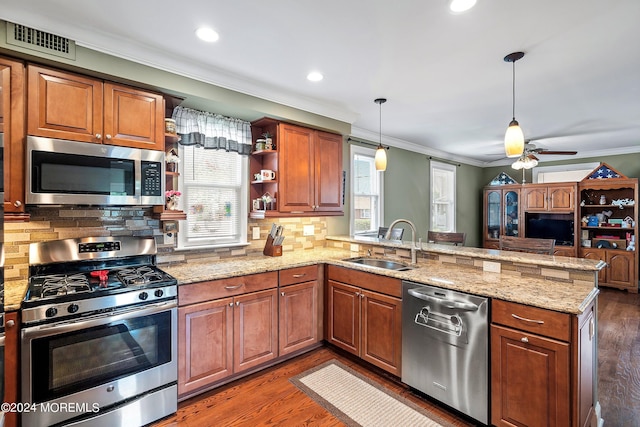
[[3, 206, 329, 286]]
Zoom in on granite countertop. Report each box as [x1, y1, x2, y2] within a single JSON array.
[[163, 246, 598, 315], [5, 243, 600, 314], [326, 235, 606, 271]]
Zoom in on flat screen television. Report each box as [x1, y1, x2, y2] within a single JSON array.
[[526, 218, 574, 246]]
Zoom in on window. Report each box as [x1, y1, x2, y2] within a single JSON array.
[[350, 145, 383, 235], [430, 161, 456, 232], [177, 146, 248, 248], [533, 162, 600, 183]]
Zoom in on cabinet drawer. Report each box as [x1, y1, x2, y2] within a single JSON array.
[[279, 265, 318, 286], [327, 265, 401, 298], [492, 299, 570, 342], [179, 272, 278, 306]]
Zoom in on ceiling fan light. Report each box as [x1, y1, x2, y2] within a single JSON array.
[[449, 0, 477, 13], [375, 145, 387, 171], [504, 119, 524, 157], [523, 157, 538, 169], [511, 158, 524, 170]]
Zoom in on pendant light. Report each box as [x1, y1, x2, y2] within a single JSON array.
[[504, 52, 525, 158], [374, 98, 388, 171]]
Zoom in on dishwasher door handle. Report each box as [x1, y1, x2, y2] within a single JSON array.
[[408, 288, 479, 311]]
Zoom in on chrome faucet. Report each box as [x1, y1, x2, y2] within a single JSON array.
[[385, 219, 419, 264]]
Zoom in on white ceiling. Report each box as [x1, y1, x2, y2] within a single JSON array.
[[2, 0, 640, 167]]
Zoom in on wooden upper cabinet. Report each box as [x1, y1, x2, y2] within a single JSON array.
[[279, 123, 343, 214], [315, 131, 343, 212], [28, 64, 103, 143], [522, 184, 575, 212], [279, 124, 315, 212], [27, 64, 163, 150], [103, 82, 164, 149], [1, 56, 26, 213]]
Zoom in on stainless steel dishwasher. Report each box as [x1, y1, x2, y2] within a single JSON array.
[[402, 281, 489, 424]]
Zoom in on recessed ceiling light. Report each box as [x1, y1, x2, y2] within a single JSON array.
[[449, 0, 477, 13], [196, 27, 219, 42], [307, 71, 324, 82]]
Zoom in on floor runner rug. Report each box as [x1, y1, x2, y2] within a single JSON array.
[[290, 360, 456, 427]]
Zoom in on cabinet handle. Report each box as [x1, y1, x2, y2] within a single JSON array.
[[225, 284, 244, 290], [292, 273, 306, 278], [6, 320, 15, 328], [106, 134, 112, 140], [96, 133, 102, 139], [511, 313, 545, 325], [589, 317, 595, 340], [521, 336, 529, 343], [14, 200, 22, 207], [291, 211, 304, 214]]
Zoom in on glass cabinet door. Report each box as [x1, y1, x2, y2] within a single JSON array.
[[487, 190, 501, 240], [504, 190, 519, 237]]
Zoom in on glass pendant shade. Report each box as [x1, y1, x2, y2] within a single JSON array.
[[375, 145, 387, 171], [504, 119, 524, 157]]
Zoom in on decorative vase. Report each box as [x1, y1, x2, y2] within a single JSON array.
[[166, 197, 179, 210]]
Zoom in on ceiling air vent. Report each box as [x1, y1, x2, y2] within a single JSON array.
[[6, 22, 76, 60]]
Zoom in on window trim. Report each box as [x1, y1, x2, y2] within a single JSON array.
[[176, 146, 249, 250], [349, 144, 384, 236], [429, 160, 456, 232]]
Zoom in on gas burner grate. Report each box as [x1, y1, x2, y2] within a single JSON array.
[[116, 266, 165, 286], [41, 274, 91, 297]]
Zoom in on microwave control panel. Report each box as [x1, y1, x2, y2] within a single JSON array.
[[141, 161, 162, 196]]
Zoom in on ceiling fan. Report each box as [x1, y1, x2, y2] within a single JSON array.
[[511, 141, 577, 172]]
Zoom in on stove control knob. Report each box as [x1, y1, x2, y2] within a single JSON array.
[[139, 292, 149, 301], [154, 289, 164, 298], [68, 304, 79, 314], [45, 307, 58, 318]]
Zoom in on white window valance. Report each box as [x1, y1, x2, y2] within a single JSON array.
[[172, 106, 252, 155]]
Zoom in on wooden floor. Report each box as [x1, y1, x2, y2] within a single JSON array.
[[154, 288, 639, 427], [597, 287, 640, 427]]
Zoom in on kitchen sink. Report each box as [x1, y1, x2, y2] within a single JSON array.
[[342, 257, 414, 271]]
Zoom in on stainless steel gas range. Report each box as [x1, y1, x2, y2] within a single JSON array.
[[21, 236, 178, 427]]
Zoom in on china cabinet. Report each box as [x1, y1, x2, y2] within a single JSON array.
[[578, 163, 638, 292]]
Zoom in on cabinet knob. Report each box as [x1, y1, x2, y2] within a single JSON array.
[[521, 337, 529, 343], [106, 134, 112, 140], [6, 320, 15, 328], [14, 200, 22, 207], [235, 301, 240, 306], [96, 133, 102, 139], [281, 292, 285, 297]]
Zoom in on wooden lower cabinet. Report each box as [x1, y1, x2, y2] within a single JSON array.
[[177, 272, 279, 397], [580, 248, 636, 291], [326, 266, 402, 376], [279, 280, 318, 356], [491, 299, 597, 427]]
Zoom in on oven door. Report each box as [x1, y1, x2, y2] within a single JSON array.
[[21, 301, 177, 427]]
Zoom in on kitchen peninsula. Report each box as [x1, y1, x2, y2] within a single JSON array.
[[157, 236, 603, 427]]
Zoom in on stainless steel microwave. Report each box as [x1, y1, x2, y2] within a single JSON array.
[[27, 136, 165, 206]]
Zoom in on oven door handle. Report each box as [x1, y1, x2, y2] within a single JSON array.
[[22, 300, 176, 339]]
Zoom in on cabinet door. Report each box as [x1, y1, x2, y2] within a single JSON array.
[[0, 56, 26, 213], [314, 131, 343, 212], [234, 288, 278, 372], [606, 251, 634, 288], [103, 82, 164, 150], [491, 324, 570, 427], [523, 187, 548, 211], [548, 185, 575, 211], [279, 124, 315, 212], [580, 248, 606, 284], [576, 302, 596, 427], [27, 64, 103, 143], [4, 312, 20, 427], [484, 189, 501, 245], [279, 280, 318, 356], [178, 298, 233, 396], [327, 280, 360, 355], [504, 189, 520, 237], [361, 290, 402, 376]]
